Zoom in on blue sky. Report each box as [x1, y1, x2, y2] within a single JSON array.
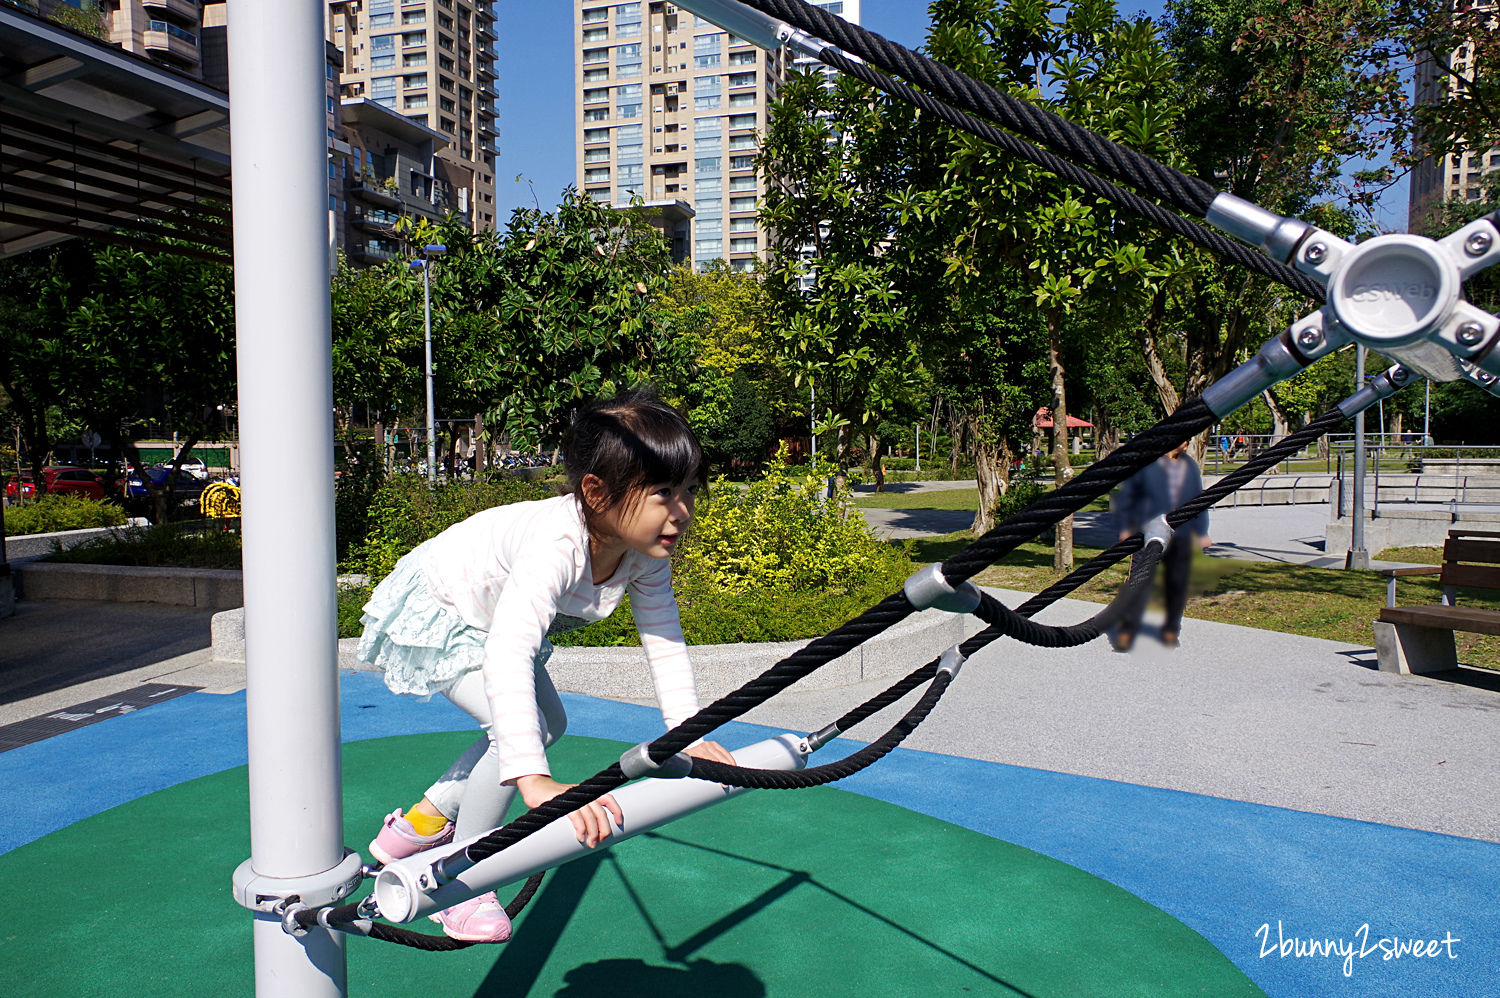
[[491, 1, 942, 220], [491, 1, 1406, 230]]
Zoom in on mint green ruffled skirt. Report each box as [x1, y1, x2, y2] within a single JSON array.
[[357, 541, 555, 697]]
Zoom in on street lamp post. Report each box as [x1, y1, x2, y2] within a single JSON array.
[[409, 243, 446, 482]]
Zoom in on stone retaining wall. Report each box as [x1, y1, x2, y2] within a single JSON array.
[[17, 562, 243, 609], [2, 521, 149, 561]]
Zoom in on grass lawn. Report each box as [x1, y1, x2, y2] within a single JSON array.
[[856, 488, 982, 511], [855, 486, 1111, 514], [904, 532, 1500, 671], [1376, 546, 1442, 564]]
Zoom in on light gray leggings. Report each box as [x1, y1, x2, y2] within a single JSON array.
[[423, 663, 568, 841]]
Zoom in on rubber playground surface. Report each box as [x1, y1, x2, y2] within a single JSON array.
[[1, 668, 1493, 997]]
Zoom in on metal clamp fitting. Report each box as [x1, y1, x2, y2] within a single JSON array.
[[673, 0, 797, 50], [620, 742, 694, 780], [1201, 332, 1307, 418], [904, 563, 982, 614], [936, 643, 966, 679], [1142, 515, 1172, 551], [1338, 364, 1416, 417], [1205, 193, 1313, 263]]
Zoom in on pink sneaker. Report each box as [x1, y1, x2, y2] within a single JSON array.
[[431, 891, 512, 943], [368, 809, 453, 866]]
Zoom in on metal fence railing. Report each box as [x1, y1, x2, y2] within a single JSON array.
[[1331, 444, 1500, 518]]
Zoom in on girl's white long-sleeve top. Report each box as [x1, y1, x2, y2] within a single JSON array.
[[417, 494, 699, 784]]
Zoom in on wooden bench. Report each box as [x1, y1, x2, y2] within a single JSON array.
[[1372, 529, 1500, 674]]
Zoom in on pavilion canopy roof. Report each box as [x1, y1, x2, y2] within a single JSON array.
[[0, 5, 231, 263]]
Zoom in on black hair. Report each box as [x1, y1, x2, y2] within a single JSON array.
[[563, 388, 705, 534]]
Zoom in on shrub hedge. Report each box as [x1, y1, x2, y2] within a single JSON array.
[[556, 451, 913, 646], [4, 494, 127, 536], [347, 473, 554, 587], [339, 455, 913, 645]]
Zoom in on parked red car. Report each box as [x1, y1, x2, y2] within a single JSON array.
[[5, 467, 108, 501]]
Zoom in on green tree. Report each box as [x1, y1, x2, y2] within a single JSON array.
[[922, 0, 1186, 561], [0, 241, 234, 517], [758, 66, 944, 490], [332, 197, 692, 466]]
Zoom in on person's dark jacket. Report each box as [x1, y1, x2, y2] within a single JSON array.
[[1116, 455, 1209, 541]]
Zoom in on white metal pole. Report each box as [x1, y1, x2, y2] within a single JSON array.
[[1349, 344, 1370, 570], [914, 422, 919, 472], [228, 3, 351, 995], [423, 261, 436, 482]]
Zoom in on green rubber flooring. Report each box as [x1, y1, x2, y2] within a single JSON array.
[[0, 733, 1264, 997]]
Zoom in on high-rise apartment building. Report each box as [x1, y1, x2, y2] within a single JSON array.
[[1408, 4, 1498, 232], [334, 0, 501, 233], [103, 0, 209, 78], [573, 1, 859, 273]]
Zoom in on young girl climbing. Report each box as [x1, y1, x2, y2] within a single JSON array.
[[356, 391, 734, 943]]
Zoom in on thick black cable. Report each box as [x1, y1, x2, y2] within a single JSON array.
[[742, 0, 1219, 218], [684, 541, 1160, 790], [816, 49, 1325, 302], [940, 397, 1220, 585], [832, 404, 1353, 739], [687, 670, 955, 790], [971, 540, 1162, 648]]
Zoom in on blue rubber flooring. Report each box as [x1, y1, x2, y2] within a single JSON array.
[[3, 670, 1492, 997]]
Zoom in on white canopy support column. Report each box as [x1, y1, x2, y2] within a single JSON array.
[[226, 2, 361, 996]]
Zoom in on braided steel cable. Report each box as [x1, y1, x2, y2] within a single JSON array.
[[970, 540, 1162, 648], [688, 670, 956, 790], [678, 542, 1162, 789], [816, 49, 1325, 302], [741, 0, 1220, 218]]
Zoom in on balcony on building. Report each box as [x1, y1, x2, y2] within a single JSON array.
[[143, 19, 200, 68], [350, 206, 402, 232], [348, 238, 400, 264], [622, 198, 695, 266], [143, 0, 201, 23], [347, 172, 402, 208]]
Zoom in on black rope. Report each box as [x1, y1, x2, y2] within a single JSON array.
[[830, 402, 1355, 739], [1015, 404, 1349, 616], [970, 540, 1162, 648], [815, 49, 1325, 302], [679, 541, 1160, 791], [688, 670, 955, 790], [742, 0, 1219, 218]]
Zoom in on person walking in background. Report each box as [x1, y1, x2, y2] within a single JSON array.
[[1112, 441, 1213, 651]]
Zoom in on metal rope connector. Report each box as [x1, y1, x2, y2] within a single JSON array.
[[936, 643, 966, 679], [903, 563, 982, 614], [1142, 515, 1172, 551], [620, 742, 694, 780]]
